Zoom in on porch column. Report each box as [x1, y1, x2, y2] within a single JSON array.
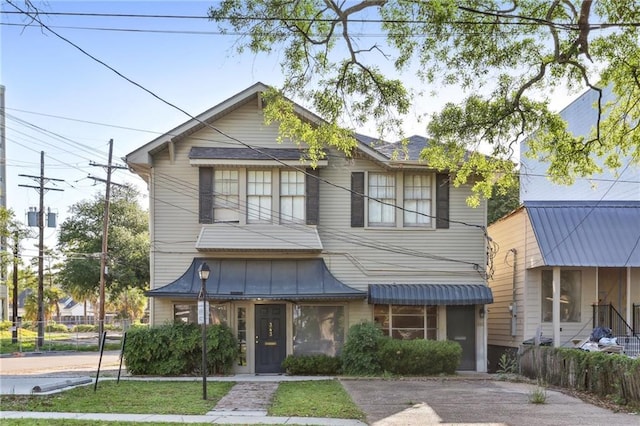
[[627, 267, 632, 331], [553, 267, 561, 347]]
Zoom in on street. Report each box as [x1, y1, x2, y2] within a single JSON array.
[[0, 350, 121, 376]]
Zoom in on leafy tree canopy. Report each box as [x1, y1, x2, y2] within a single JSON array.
[[57, 185, 150, 297], [210, 0, 639, 205]]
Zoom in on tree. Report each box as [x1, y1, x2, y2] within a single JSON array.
[[487, 174, 520, 224], [57, 185, 150, 300], [210, 1, 639, 205]]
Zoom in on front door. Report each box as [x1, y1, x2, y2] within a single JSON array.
[[255, 304, 286, 373], [446, 305, 476, 370]]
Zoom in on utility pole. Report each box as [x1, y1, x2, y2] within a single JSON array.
[[89, 139, 127, 336], [19, 152, 63, 349], [11, 231, 19, 343]]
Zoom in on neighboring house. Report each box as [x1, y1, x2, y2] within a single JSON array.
[[125, 82, 493, 374], [487, 88, 640, 370]]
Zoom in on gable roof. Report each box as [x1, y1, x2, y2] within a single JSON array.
[[124, 83, 443, 174], [525, 200, 640, 267]]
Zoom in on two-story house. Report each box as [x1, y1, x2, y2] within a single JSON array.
[[487, 87, 640, 369], [125, 82, 493, 374]]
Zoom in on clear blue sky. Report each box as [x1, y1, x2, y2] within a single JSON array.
[[1, 0, 294, 260], [2, 0, 581, 261]]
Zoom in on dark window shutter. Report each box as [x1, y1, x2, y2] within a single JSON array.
[[306, 168, 320, 225], [351, 172, 365, 227], [199, 167, 213, 224], [436, 173, 450, 229]]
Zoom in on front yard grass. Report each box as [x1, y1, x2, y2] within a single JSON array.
[[269, 379, 365, 420], [0, 379, 364, 420], [0, 381, 234, 415]]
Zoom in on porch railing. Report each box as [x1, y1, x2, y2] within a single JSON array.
[[592, 303, 640, 357]]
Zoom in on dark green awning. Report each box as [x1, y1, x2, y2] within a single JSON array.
[[147, 258, 365, 301], [368, 284, 493, 306]]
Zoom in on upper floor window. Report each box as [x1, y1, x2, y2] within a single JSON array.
[[247, 170, 272, 223], [200, 167, 318, 225], [404, 174, 432, 226], [213, 169, 239, 222], [368, 173, 396, 226], [280, 170, 305, 223]]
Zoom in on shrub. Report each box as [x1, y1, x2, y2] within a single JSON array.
[[45, 322, 69, 332], [377, 338, 462, 375], [123, 322, 237, 376], [0, 320, 11, 331], [71, 324, 99, 333], [341, 322, 384, 376], [282, 354, 342, 375]]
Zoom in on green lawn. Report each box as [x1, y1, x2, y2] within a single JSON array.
[[2, 421, 216, 426], [270, 380, 365, 420], [0, 379, 364, 420], [0, 381, 234, 415]]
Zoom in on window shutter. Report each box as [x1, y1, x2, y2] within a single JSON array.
[[351, 172, 365, 227], [199, 167, 213, 224], [306, 168, 320, 225], [436, 173, 450, 229]]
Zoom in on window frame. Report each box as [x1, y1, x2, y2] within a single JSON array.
[[367, 172, 397, 227], [246, 169, 273, 223], [374, 304, 438, 340], [213, 169, 240, 223], [541, 270, 582, 323], [280, 170, 306, 224], [403, 173, 432, 227], [293, 304, 346, 356]]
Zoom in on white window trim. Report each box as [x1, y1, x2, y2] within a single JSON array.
[[364, 171, 435, 229]]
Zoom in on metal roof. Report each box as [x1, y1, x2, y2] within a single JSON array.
[[368, 284, 493, 306], [525, 200, 640, 267], [147, 258, 365, 300]]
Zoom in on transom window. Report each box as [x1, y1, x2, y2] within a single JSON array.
[[247, 170, 272, 223], [368, 173, 396, 226], [374, 305, 437, 340], [280, 171, 305, 223]]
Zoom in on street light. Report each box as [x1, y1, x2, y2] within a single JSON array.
[[198, 262, 210, 400]]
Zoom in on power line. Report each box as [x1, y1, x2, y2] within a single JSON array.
[[2, 9, 638, 29]]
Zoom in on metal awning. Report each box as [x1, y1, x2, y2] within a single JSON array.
[[147, 258, 365, 300], [368, 284, 493, 305]]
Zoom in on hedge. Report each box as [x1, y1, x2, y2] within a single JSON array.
[[282, 354, 342, 375], [520, 346, 640, 406], [123, 322, 237, 376], [378, 338, 461, 375]]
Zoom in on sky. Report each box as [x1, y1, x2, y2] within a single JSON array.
[[0, 0, 589, 261]]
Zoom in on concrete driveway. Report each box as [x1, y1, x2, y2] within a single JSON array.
[[340, 377, 638, 426]]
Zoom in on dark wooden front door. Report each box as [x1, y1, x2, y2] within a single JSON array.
[[255, 304, 286, 373], [446, 305, 476, 370]]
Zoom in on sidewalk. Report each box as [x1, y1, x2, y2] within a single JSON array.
[[0, 411, 366, 425]]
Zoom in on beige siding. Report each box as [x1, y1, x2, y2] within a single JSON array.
[[318, 154, 487, 291], [487, 210, 528, 348]]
